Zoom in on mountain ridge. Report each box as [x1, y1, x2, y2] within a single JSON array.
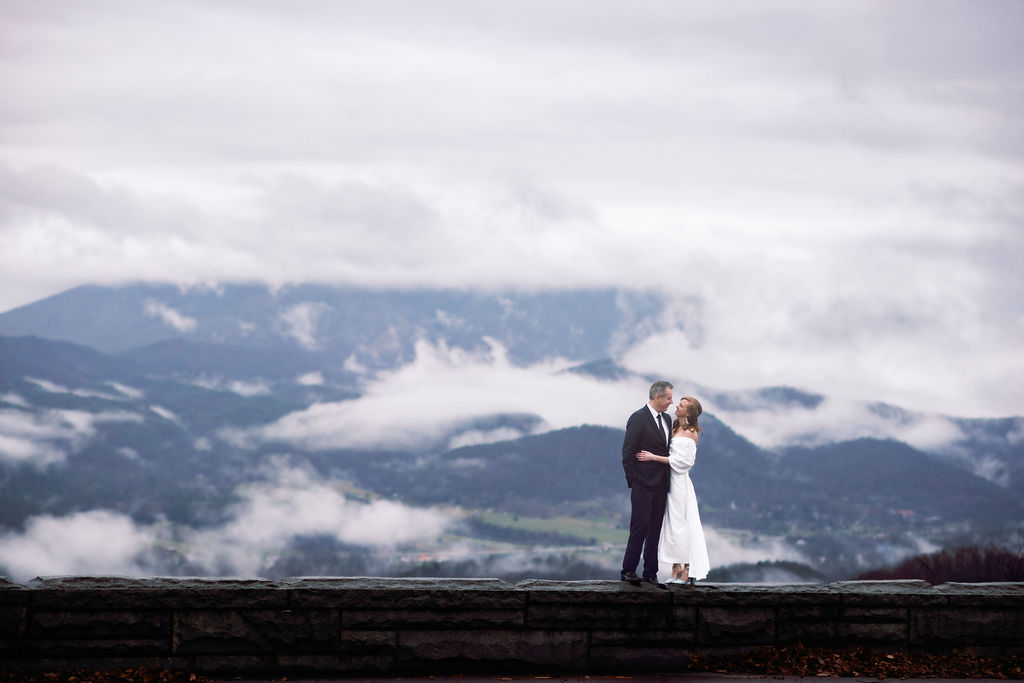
[[1, 283, 1021, 580]]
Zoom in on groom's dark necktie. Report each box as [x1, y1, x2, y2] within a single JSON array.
[[658, 413, 668, 445]]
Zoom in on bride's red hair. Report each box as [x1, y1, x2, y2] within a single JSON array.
[[672, 396, 702, 434]]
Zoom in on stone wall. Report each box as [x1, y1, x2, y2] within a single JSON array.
[[2, 577, 1023, 677]]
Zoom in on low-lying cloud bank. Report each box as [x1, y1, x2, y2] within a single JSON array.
[[248, 339, 643, 452], [215, 337, 998, 460], [0, 459, 455, 582], [0, 405, 142, 467], [1, 452, 945, 583], [704, 395, 966, 452]]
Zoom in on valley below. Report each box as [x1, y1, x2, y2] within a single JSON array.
[[1, 284, 1021, 584]]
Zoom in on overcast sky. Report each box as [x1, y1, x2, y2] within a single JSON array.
[[1, 1, 1021, 417]]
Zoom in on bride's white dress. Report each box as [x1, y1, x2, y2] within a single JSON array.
[[658, 435, 710, 581]]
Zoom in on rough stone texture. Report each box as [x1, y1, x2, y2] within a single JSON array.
[[0, 577, 1021, 676], [935, 582, 1024, 605], [30, 610, 168, 638], [174, 609, 339, 653], [0, 605, 25, 638], [698, 606, 776, 645], [912, 606, 1024, 645], [397, 629, 588, 669], [776, 604, 909, 645], [522, 579, 682, 631]]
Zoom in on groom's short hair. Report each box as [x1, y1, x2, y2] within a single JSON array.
[[649, 381, 673, 399]]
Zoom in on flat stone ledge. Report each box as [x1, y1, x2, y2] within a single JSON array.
[[3, 577, 1023, 608], [24, 576, 288, 609]]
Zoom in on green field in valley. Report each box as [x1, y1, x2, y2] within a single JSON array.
[[476, 511, 626, 545]]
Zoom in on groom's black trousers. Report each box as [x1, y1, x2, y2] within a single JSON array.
[[622, 483, 668, 579]]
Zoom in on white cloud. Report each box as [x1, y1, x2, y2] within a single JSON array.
[[447, 427, 526, 450], [0, 1, 1020, 420], [25, 377, 125, 401], [143, 299, 197, 332], [0, 407, 142, 467], [0, 510, 155, 581], [193, 376, 272, 397], [0, 459, 458, 581], [277, 302, 329, 350], [1, 393, 30, 408], [701, 528, 805, 571], [117, 447, 140, 461], [107, 382, 144, 399], [247, 333, 987, 454], [148, 405, 183, 426], [186, 460, 454, 575], [257, 338, 642, 450], [228, 380, 271, 397], [296, 371, 324, 386], [969, 455, 1009, 487], [702, 394, 966, 452], [1008, 420, 1024, 446]]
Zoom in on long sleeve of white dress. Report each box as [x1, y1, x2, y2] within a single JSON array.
[[657, 436, 710, 581]]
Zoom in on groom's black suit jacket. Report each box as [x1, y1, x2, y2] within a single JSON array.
[[621, 405, 671, 492]]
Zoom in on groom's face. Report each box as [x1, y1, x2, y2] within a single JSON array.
[[651, 390, 673, 413]]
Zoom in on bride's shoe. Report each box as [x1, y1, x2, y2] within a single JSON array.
[[670, 563, 685, 582], [679, 563, 691, 585]]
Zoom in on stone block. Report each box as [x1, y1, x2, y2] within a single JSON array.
[[778, 618, 901, 647], [843, 605, 908, 620], [936, 582, 1024, 606], [776, 620, 838, 643], [698, 606, 775, 645], [174, 608, 339, 653], [342, 607, 522, 628], [10, 655, 191, 672], [911, 606, 1024, 645], [192, 654, 276, 675], [524, 581, 672, 629], [0, 580, 29, 606], [777, 604, 908, 645], [588, 645, 694, 671], [339, 628, 396, 653], [275, 652, 396, 675], [283, 577, 520, 610], [676, 583, 829, 606], [33, 638, 170, 656], [398, 629, 587, 668], [527, 600, 672, 629], [834, 580, 944, 606], [778, 604, 841, 621], [347, 653, 399, 673], [275, 653, 348, 674], [0, 605, 25, 638], [776, 604, 840, 644], [590, 628, 695, 647], [840, 620, 907, 642], [30, 610, 167, 638], [671, 604, 698, 631]]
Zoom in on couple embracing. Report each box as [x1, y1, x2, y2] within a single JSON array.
[[620, 381, 709, 588]]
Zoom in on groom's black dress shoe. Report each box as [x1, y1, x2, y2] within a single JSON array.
[[620, 571, 642, 586], [641, 576, 668, 589]]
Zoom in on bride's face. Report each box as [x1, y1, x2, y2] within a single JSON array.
[[675, 400, 689, 419]]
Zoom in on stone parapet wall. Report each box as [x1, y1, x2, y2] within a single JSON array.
[[1, 577, 1023, 677]]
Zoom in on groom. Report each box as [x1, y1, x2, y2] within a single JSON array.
[[620, 380, 673, 588]]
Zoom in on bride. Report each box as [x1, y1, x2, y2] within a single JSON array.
[[637, 396, 710, 583]]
